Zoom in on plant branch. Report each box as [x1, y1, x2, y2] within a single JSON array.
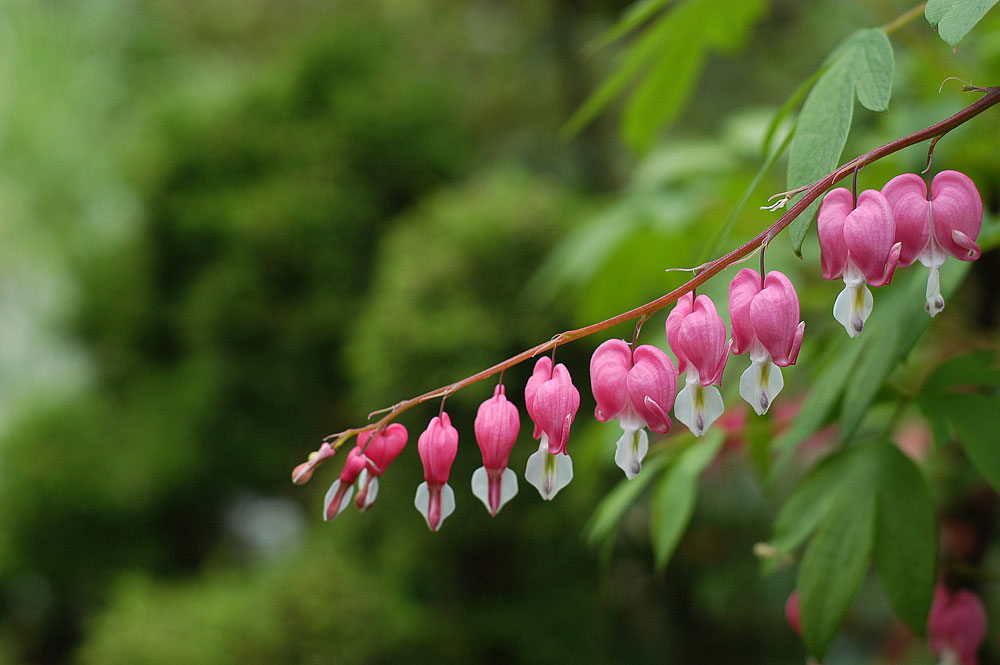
[[311, 85, 1000, 456]]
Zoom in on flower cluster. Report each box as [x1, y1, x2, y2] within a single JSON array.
[[818, 171, 982, 333], [294, 170, 983, 537]]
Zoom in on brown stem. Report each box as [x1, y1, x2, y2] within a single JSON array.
[[320, 86, 1000, 448]]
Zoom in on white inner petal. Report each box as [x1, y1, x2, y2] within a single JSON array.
[[739, 358, 783, 416], [924, 265, 945, 317], [674, 375, 724, 437], [833, 282, 873, 338], [358, 474, 379, 512], [614, 427, 648, 480], [525, 442, 573, 500], [324, 479, 354, 521]]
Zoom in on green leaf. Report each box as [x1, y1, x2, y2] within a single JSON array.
[[873, 443, 936, 635], [760, 66, 826, 158], [786, 58, 854, 254], [845, 29, 894, 112], [839, 261, 970, 441], [925, 0, 1000, 49], [916, 350, 1000, 446], [944, 393, 1000, 491], [623, 30, 703, 153], [798, 466, 877, 659], [786, 28, 894, 254], [585, 452, 671, 547], [768, 336, 867, 483], [650, 433, 722, 569], [586, 0, 672, 54]]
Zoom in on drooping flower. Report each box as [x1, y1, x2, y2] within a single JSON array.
[[928, 584, 986, 665], [524, 356, 579, 500], [817, 188, 902, 336], [414, 413, 459, 531], [729, 269, 805, 415], [354, 423, 408, 512], [882, 170, 983, 317], [323, 445, 369, 521], [472, 384, 520, 516], [590, 339, 676, 479], [665, 293, 732, 436]]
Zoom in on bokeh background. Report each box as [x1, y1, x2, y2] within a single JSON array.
[[0, 1, 998, 663]]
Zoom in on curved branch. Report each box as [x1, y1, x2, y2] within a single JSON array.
[[315, 85, 1000, 451]]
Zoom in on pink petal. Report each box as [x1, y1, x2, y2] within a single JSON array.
[[817, 188, 853, 280], [417, 413, 459, 485], [882, 173, 931, 268], [728, 268, 761, 355], [665, 293, 694, 375], [524, 356, 552, 440], [931, 170, 983, 260], [677, 295, 729, 386], [589, 339, 632, 423], [531, 363, 580, 455], [844, 189, 896, 285], [627, 344, 676, 434], [928, 584, 987, 665], [338, 446, 368, 485], [474, 384, 520, 470], [750, 271, 802, 366], [359, 423, 408, 475]]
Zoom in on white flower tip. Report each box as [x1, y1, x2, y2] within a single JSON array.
[[471, 467, 518, 516], [674, 383, 724, 437], [354, 472, 379, 512], [614, 428, 649, 480], [525, 444, 573, 500], [924, 266, 945, 317], [833, 283, 873, 338], [323, 479, 354, 522], [739, 360, 783, 416], [414, 481, 455, 531]]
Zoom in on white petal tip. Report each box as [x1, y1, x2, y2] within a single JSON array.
[[525, 444, 573, 500], [739, 360, 783, 416], [323, 480, 354, 521], [674, 383, 724, 437], [614, 428, 649, 480]]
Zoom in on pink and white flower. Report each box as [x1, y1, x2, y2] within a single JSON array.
[[818, 188, 902, 336], [882, 170, 983, 317], [323, 445, 369, 521], [472, 385, 520, 516], [729, 269, 805, 415], [928, 584, 986, 665], [590, 339, 676, 478], [354, 423, 408, 511], [524, 356, 580, 500], [666, 293, 732, 436], [414, 413, 459, 531]]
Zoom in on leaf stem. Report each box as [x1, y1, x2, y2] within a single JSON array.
[[314, 86, 1000, 453], [881, 2, 927, 36]]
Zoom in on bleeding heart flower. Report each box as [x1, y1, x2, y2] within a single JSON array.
[[818, 188, 902, 336], [292, 441, 336, 485], [590, 339, 676, 478], [471, 384, 520, 516], [524, 356, 579, 500], [665, 293, 732, 436], [323, 445, 368, 521], [882, 170, 983, 316], [928, 584, 986, 665], [353, 423, 408, 512], [729, 269, 805, 415], [414, 413, 459, 531], [785, 591, 801, 636]]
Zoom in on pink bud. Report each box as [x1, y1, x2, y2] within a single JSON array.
[[418, 413, 459, 485], [472, 385, 521, 516], [291, 441, 336, 485], [818, 188, 901, 287], [474, 385, 520, 471], [415, 413, 459, 531], [785, 591, 801, 636], [928, 584, 986, 665], [665, 293, 731, 386], [524, 356, 580, 455], [339, 446, 368, 485]]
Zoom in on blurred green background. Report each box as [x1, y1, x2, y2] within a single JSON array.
[[0, 1, 998, 663]]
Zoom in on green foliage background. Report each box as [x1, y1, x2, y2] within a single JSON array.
[[0, 1, 998, 664]]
